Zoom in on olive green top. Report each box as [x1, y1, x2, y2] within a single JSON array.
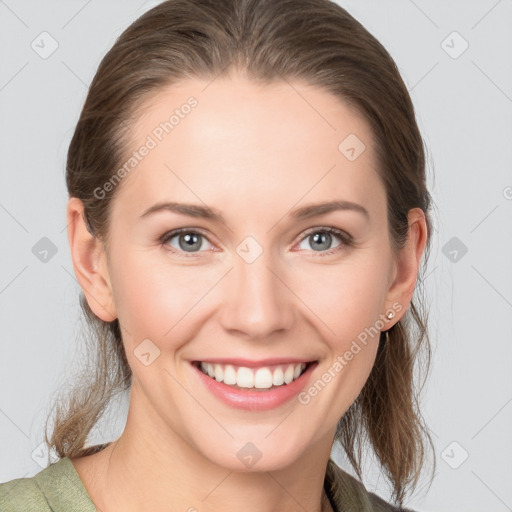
[[0, 454, 413, 511]]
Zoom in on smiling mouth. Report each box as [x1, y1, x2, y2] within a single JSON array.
[[192, 360, 316, 391]]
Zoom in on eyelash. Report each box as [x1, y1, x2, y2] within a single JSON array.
[[158, 226, 353, 258]]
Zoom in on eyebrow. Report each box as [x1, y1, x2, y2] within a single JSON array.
[[139, 199, 370, 222]]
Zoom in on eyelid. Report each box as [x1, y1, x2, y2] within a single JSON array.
[[159, 227, 216, 257], [159, 225, 353, 257], [296, 226, 353, 245]]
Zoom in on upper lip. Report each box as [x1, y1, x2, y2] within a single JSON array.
[[192, 358, 317, 368]]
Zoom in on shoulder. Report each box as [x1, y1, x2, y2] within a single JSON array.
[[367, 490, 417, 512], [0, 457, 96, 512], [0, 474, 50, 511], [325, 458, 417, 512]]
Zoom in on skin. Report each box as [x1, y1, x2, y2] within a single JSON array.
[[67, 74, 427, 512]]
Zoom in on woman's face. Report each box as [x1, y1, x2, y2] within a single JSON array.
[[86, 76, 411, 470]]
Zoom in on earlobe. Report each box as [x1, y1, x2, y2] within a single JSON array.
[[384, 208, 428, 325], [66, 197, 117, 322]]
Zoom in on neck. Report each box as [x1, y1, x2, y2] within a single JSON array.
[[79, 384, 336, 512]]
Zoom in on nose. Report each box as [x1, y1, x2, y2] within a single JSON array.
[[219, 248, 295, 340]]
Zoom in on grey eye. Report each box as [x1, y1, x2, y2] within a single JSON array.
[[167, 231, 211, 253], [298, 230, 342, 252]]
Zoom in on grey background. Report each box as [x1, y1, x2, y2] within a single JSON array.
[[1, 1, 511, 511]]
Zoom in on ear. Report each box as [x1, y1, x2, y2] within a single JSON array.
[[384, 207, 428, 327], [66, 197, 117, 322]]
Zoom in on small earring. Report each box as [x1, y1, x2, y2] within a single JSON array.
[[386, 311, 395, 320]]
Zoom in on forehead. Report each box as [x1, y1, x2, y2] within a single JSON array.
[[112, 76, 385, 224]]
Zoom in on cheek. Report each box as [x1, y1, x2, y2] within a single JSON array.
[[108, 250, 218, 344], [293, 263, 386, 406], [290, 257, 389, 342], [110, 241, 390, 360]]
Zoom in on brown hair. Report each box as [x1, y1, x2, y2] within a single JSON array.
[[45, 0, 436, 505]]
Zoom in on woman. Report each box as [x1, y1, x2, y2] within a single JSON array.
[[0, 0, 435, 510]]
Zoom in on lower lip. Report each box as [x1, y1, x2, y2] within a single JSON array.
[[191, 361, 318, 411]]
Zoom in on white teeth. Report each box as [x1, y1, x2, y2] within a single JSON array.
[[198, 361, 308, 389], [272, 367, 284, 386], [237, 367, 254, 388], [214, 364, 223, 382], [254, 368, 273, 389], [223, 364, 237, 385], [284, 364, 295, 384]]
